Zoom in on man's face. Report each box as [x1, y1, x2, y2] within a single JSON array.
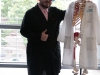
[[39, 0, 52, 8]]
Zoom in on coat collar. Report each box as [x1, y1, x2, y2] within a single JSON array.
[[34, 4, 52, 21], [34, 4, 51, 21]]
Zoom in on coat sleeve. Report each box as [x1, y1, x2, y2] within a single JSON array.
[[20, 11, 41, 40], [57, 1, 74, 42], [51, 7, 65, 21], [93, 3, 100, 45], [57, 8, 68, 42], [58, 9, 66, 21]]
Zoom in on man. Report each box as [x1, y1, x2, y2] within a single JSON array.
[[20, 0, 65, 75]]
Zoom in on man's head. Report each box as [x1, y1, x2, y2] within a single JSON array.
[[38, 0, 52, 9]]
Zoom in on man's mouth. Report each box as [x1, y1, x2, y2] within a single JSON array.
[[45, 1, 50, 3], [45, 2, 49, 4]]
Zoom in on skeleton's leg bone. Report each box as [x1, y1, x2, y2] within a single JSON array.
[[82, 69, 88, 75], [72, 48, 79, 74]]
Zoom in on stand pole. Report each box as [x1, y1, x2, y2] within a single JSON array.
[[80, 68, 82, 75]]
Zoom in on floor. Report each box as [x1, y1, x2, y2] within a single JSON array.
[[0, 68, 100, 75]]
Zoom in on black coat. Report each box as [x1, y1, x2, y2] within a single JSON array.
[[20, 4, 65, 75]]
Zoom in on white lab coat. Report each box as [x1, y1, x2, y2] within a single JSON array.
[[57, 2, 100, 69]]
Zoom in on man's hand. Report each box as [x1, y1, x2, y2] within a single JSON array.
[[41, 29, 48, 41]]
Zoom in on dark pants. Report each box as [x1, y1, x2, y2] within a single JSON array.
[[28, 70, 59, 75]]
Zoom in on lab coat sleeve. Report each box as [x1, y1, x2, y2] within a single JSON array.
[[57, 9, 68, 42], [93, 3, 100, 45]]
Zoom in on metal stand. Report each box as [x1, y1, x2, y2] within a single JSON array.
[[73, 68, 82, 75], [80, 68, 82, 75]]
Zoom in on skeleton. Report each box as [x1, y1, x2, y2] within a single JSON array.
[[72, 0, 92, 75]]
